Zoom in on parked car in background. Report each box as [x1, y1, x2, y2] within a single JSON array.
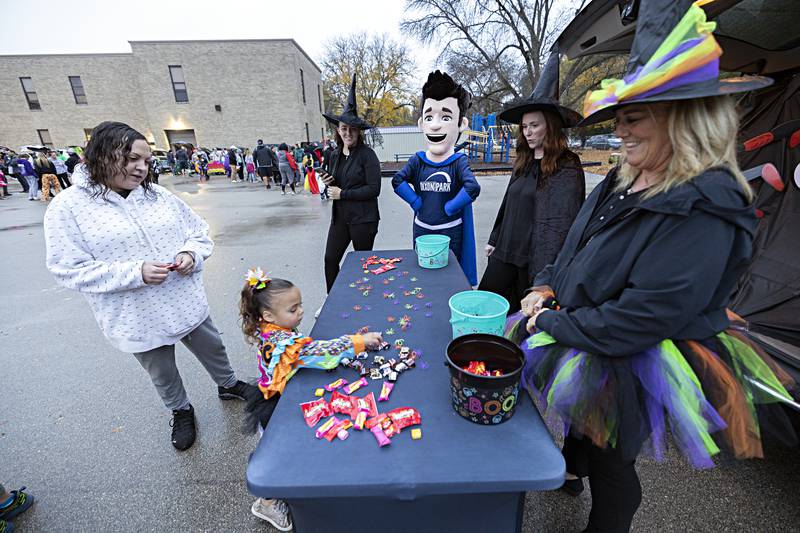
[[583, 134, 622, 150], [151, 149, 171, 173]]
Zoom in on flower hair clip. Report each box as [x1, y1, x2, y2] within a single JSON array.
[[246, 267, 271, 290]]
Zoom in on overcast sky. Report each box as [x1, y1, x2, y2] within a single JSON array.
[[0, 0, 440, 80]]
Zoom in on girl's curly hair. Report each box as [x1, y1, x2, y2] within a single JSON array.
[[239, 278, 295, 344], [83, 121, 155, 199]]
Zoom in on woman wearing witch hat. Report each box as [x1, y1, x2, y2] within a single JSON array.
[[319, 75, 382, 292], [517, 1, 797, 531], [479, 49, 585, 314]]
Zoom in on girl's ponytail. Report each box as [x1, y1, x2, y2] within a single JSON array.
[[239, 275, 295, 344]]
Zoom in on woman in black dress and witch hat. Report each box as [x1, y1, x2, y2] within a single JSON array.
[[319, 75, 382, 292], [479, 49, 585, 314], [518, 1, 797, 531]]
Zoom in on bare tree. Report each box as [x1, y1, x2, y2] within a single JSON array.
[[401, 0, 600, 112], [321, 33, 417, 127]]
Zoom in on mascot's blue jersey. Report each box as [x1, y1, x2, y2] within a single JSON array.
[[391, 152, 480, 228], [392, 151, 480, 285]]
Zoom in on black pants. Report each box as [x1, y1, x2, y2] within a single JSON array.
[[15, 176, 29, 192], [563, 434, 642, 533], [56, 172, 71, 188], [324, 220, 378, 292], [478, 256, 530, 314]]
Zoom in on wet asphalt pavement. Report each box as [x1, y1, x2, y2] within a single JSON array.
[[1, 172, 798, 532]]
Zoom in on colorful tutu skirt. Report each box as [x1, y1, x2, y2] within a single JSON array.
[[506, 312, 797, 468]]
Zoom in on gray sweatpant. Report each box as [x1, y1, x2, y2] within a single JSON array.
[[133, 316, 237, 411]]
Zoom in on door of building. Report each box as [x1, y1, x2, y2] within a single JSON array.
[[165, 129, 197, 149]]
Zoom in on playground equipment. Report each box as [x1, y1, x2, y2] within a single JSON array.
[[462, 113, 513, 163]]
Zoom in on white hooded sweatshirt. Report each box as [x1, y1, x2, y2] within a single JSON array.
[[44, 165, 212, 353]]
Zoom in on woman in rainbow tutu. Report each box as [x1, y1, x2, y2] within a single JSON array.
[[514, 1, 798, 531]]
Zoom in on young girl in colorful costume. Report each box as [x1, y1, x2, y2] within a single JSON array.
[[511, 2, 797, 531], [239, 267, 383, 530]]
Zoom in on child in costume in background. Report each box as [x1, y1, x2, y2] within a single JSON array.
[[238, 268, 383, 531], [392, 70, 480, 285]]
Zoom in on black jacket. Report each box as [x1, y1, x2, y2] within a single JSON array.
[[35, 160, 56, 176], [489, 153, 584, 282], [328, 144, 381, 225], [65, 153, 80, 173], [253, 145, 277, 168], [534, 167, 757, 357]]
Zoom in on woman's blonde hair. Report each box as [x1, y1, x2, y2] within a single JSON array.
[[616, 96, 753, 202]]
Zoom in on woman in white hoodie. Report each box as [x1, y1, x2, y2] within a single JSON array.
[[44, 121, 251, 451]]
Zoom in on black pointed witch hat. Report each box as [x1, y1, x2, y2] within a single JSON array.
[[498, 48, 582, 128], [323, 74, 373, 130], [579, 0, 772, 126]]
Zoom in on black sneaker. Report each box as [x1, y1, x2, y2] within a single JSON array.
[[218, 380, 251, 401], [0, 519, 14, 533], [170, 405, 196, 451]]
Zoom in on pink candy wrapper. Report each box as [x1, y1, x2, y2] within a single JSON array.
[[345, 377, 368, 395], [359, 392, 378, 418], [354, 410, 367, 430], [315, 416, 340, 439], [370, 424, 391, 447], [324, 378, 349, 392], [378, 381, 394, 402], [325, 418, 353, 442]]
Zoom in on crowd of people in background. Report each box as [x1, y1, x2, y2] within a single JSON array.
[[0, 148, 80, 201], [0, 139, 336, 203], [164, 140, 336, 200]]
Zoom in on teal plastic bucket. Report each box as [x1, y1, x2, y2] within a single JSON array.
[[448, 290, 510, 338], [415, 234, 450, 269]]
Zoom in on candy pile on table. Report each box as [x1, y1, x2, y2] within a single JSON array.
[[462, 360, 504, 377], [340, 343, 419, 383], [300, 377, 422, 446], [361, 255, 403, 275]]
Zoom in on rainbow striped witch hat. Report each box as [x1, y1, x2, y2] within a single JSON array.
[[580, 0, 772, 125]]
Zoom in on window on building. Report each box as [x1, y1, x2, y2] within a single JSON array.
[[305, 122, 310, 143], [20, 77, 41, 110], [84, 128, 94, 141], [300, 69, 306, 104], [69, 76, 87, 104], [317, 85, 322, 113], [37, 129, 53, 148], [169, 65, 189, 103]]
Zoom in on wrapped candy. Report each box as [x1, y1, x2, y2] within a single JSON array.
[[301, 398, 331, 427], [345, 377, 368, 395], [325, 418, 353, 442], [370, 424, 391, 447], [324, 378, 349, 392], [387, 407, 421, 431], [463, 361, 502, 377], [365, 413, 399, 437], [315, 416, 339, 439], [330, 390, 357, 416], [378, 381, 394, 402], [353, 410, 368, 430], [359, 392, 378, 418]]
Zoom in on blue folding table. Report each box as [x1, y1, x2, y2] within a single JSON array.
[[247, 250, 565, 533]]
